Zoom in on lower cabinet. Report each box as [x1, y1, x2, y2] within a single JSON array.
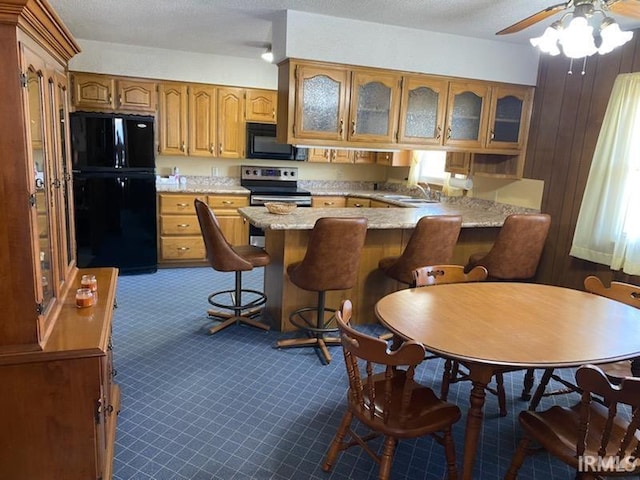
[[158, 192, 249, 265], [0, 267, 119, 480], [311, 195, 347, 208]]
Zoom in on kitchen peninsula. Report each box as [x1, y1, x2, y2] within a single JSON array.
[[239, 197, 535, 331]]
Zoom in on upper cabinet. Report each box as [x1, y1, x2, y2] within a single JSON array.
[[397, 75, 448, 146], [157, 82, 252, 158], [71, 72, 157, 113], [277, 59, 535, 170], [443, 80, 491, 149], [348, 69, 401, 143], [245, 88, 277, 123], [279, 60, 401, 146], [485, 85, 533, 151]]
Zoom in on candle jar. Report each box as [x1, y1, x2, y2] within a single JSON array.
[[81, 274, 98, 292], [75, 288, 94, 308]]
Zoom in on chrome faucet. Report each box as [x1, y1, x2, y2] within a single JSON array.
[[415, 182, 431, 200]]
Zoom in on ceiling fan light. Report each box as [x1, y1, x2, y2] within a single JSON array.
[[530, 25, 561, 55], [559, 16, 597, 58], [598, 19, 633, 55], [261, 47, 273, 63]]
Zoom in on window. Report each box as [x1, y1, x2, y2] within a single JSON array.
[[416, 150, 447, 185], [570, 72, 640, 275]]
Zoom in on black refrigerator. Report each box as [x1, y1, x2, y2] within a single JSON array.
[[71, 112, 157, 274]]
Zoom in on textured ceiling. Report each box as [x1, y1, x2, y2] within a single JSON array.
[[47, 0, 640, 59]]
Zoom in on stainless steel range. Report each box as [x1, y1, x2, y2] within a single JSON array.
[[241, 165, 311, 246]]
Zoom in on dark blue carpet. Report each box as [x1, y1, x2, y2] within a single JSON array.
[[111, 267, 576, 479]]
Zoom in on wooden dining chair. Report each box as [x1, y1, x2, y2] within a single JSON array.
[[528, 275, 640, 411], [409, 265, 514, 417], [322, 300, 461, 480], [505, 364, 640, 479]]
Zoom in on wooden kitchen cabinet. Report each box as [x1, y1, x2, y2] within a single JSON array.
[[278, 60, 400, 147], [158, 82, 189, 155], [160, 83, 244, 158], [217, 87, 245, 158], [312, 196, 347, 208], [188, 84, 217, 157], [71, 72, 157, 113], [158, 194, 206, 262], [444, 80, 491, 149], [346, 197, 371, 208], [158, 193, 249, 265], [445, 152, 473, 175], [206, 194, 249, 246], [376, 150, 411, 166], [245, 88, 277, 123], [397, 75, 448, 146], [307, 148, 374, 164], [485, 85, 533, 150], [348, 69, 401, 143], [1, 3, 120, 478]]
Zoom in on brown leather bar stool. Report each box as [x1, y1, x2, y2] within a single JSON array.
[[194, 198, 271, 335], [463, 212, 551, 409], [377, 215, 462, 340], [378, 215, 463, 285], [276, 217, 368, 364]]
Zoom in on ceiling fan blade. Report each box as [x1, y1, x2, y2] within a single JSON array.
[[606, 0, 640, 19], [496, 2, 569, 35]]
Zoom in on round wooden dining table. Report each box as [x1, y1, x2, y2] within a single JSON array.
[[375, 282, 640, 480]]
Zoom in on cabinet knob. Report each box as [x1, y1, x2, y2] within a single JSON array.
[[177, 247, 190, 251], [177, 223, 190, 228], [222, 200, 234, 205], [324, 201, 334, 206], [209, 143, 215, 154], [490, 130, 495, 141], [447, 126, 452, 140], [436, 126, 442, 140], [219, 143, 223, 155], [339, 118, 344, 136], [176, 203, 189, 208], [351, 120, 356, 136], [180, 141, 186, 152]]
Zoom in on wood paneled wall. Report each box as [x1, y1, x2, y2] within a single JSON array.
[[525, 29, 640, 289]]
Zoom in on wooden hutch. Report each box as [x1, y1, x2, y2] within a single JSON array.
[[0, 1, 120, 478]]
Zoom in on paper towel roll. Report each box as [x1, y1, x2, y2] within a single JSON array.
[[448, 177, 473, 190]]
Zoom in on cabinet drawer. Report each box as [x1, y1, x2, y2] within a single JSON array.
[[160, 215, 201, 235], [207, 195, 248, 209], [159, 194, 203, 214], [160, 236, 205, 260], [312, 196, 346, 208]]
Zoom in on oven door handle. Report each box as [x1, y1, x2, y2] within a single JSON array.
[[251, 196, 311, 205]]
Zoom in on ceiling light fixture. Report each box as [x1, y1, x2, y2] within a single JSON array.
[[261, 46, 273, 63], [530, 0, 633, 59]]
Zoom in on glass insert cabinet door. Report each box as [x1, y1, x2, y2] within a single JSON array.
[[486, 86, 532, 149], [348, 70, 400, 143], [398, 76, 448, 145], [26, 64, 56, 317], [445, 81, 491, 149], [295, 65, 349, 141]]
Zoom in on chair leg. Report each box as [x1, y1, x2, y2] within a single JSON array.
[[322, 410, 353, 472], [528, 368, 554, 411], [495, 372, 507, 417], [441, 359, 454, 401], [442, 427, 458, 480], [521, 368, 536, 400], [505, 435, 531, 479], [379, 436, 397, 480]]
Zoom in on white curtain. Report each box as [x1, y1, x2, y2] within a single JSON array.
[[406, 151, 421, 186], [570, 72, 640, 275]]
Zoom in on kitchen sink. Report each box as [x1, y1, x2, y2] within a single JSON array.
[[380, 194, 412, 199], [402, 198, 439, 205]]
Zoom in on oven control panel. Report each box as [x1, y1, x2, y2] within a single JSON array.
[[241, 165, 298, 182]]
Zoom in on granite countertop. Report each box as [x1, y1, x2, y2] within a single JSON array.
[[239, 196, 536, 230]]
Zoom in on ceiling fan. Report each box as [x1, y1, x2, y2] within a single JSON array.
[[496, 0, 640, 35]]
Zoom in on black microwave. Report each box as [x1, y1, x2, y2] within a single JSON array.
[[246, 122, 306, 161]]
